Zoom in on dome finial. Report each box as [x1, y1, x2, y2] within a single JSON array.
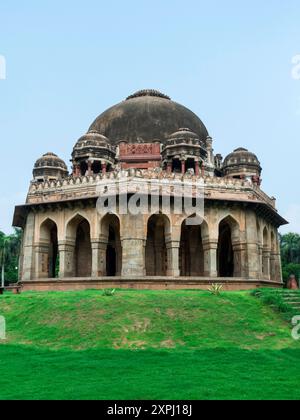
[[126, 89, 171, 101]]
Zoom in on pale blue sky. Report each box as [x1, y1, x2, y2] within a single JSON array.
[[0, 0, 299, 233]]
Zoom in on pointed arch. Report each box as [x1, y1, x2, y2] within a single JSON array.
[[217, 215, 241, 278], [145, 213, 171, 276], [66, 214, 92, 277], [100, 213, 122, 276], [179, 216, 208, 276], [38, 218, 58, 278]]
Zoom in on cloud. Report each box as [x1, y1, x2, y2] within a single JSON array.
[[280, 204, 300, 234]]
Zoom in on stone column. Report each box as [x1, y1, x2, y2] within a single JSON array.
[[203, 240, 218, 277], [181, 160, 186, 175], [167, 162, 172, 173], [35, 244, 50, 279], [91, 240, 107, 277], [22, 212, 36, 281], [166, 240, 180, 277], [121, 238, 146, 277], [87, 160, 93, 176], [258, 244, 263, 279], [274, 251, 283, 284], [195, 160, 200, 176], [232, 242, 247, 277], [270, 252, 276, 280], [102, 162, 107, 174], [58, 240, 75, 278], [245, 211, 260, 279], [262, 249, 271, 280]]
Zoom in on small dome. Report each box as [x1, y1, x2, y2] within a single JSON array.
[[223, 148, 262, 178], [72, 130, 116, 161], [168, 128, 200, 142], [33, 152, 68, 181], [73, 130, 113, 151], [34, 152, 68, 171]]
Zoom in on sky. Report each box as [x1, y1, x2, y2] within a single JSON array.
[[0, 0, 299, 234]]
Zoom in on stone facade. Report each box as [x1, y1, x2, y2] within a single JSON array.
[[13, 90, 287, 291]]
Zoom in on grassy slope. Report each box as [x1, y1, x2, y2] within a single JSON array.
[[0, 290, 300, 400]]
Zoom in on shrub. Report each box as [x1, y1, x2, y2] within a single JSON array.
[[102, 289, 116, 297], [208, 283, 223, 296]]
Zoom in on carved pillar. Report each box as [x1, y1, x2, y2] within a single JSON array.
[[58, 240, 75, 278], [167, 162, 172, 174], [232, 242, 247, 277], [262, 249, 271, 280], [87, 160, 93, 176], [166, 240, 180, 277], [181, 160, 186, 175], [35, 243, 50, 279], [258, 244, 263, 279], [195, 160, 200, 176], [102, 162, 107, 174], [245, 210, 260, 279], [203, 240, 218, 277], [22, 212, 36, 281]]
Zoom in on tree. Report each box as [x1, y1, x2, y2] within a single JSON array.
[[0, 229, 22, 285], [280, 233, 300, 284], [280, 233, 300, 264]]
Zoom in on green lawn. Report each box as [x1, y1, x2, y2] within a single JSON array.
[[0, 289, 299, 400]]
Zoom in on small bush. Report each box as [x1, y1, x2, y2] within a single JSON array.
[[102, 289, 116, 297], [208, 283, 223, 296]]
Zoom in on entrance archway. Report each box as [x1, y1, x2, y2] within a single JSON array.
[[145, 214, 170, 276], [101, 214, 122, 276], [180, 219, 204, 276], [66, 215, 92, 277], [39, 219, 58, 278], [218, 216, 240, 278]]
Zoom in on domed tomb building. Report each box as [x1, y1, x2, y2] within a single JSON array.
[[13, 90, 287, 290]]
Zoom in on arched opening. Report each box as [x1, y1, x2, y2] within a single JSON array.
[[80, 161, 88, 176], [75, 219, 92, 277], [172, 159, 181, 173], [66, 215, 92, 278], [186, 158, 196, 173], [101, 214, 122, 277], [217, 217, 240, 278], [145, 214, 169, 276], [92, 161, 102, 174], [39, 219, 59, 278], [180, 219, 204, 276]]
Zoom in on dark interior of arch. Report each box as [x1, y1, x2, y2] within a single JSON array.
[[146, 215, 168, 276], [75, 220, 92, 277], [218, 221, 234, 277]]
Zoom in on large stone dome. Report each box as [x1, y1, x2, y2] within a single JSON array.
[[89, 90, 209, 145]]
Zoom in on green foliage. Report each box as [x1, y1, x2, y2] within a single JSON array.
[[102, 288, 116, 297], [0, 229, 22, 284], [280, 233, 300, 265], [208, 283, 223, 296], [280, 233, 300, 285], [252, 288, 300, 322]]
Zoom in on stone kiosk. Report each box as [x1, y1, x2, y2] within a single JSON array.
[[13, 90, 287, 291]]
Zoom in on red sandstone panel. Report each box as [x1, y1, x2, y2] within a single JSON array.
[[119, 143, 162, 165]]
